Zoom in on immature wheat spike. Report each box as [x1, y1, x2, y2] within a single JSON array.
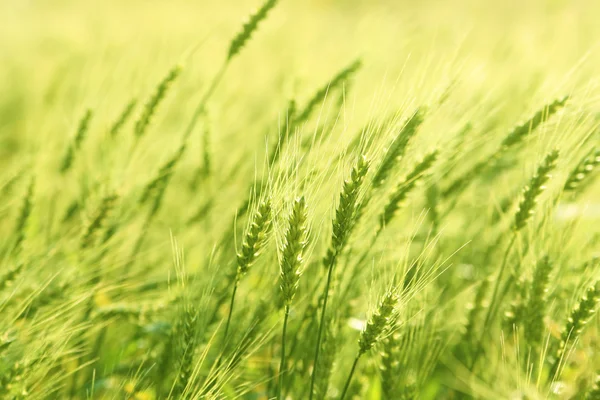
[[501, 96, 568, 149], [322, 155, 370, 267], [14, 177, 34, 251], [174, 306, 198, 397], [550, 281, 600, 379], [340, 291, 398, 400], [280, 196, 309, 305], [60, 109, 93, 173], [524, 255, 553, 347], [372, 107, 427, 188], [296, 59, 362, 124], [513, 149, 559, 231], [359, 291, 398, 355], [237, 198, 273, 277], [378, 150, 438, 231], [109, 98, 137, 137], [134, 65, 181, 138], [563, 147, 600, 193], [586, 374, 600, 400], [139, 143, 187, 205], [227, 0, 279, 60], [80, 194, 119, 249]]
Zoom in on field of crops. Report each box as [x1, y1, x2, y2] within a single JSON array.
[[1, 0, 600, 398]]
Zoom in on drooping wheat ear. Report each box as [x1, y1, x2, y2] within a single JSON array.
[[60, 109, 93, 173], [586, 374, 600, 400], [378, 150, 438, 232], [323, 155, 371, 267], [296, 59, 362, 124], [174, 305, 198, 397], [372, 107, 427, 188], [340, 290, 398, 400], [140, 143, 187, 206], [280, 196, 309, 306], [80, 194, 119, 250], [14, 177, 35, 251], [563, 147, 600, 194], [524, 255, 553, 347], [501, 96, 568, 149], [227, 0, 279, 60], [109, 98, 137, 137], [134, 65, 181, 138], [550, 281, 600, 380], [0, 263, 24, 291], [513, 149, 559, 231], [237, 198, 273, 277]]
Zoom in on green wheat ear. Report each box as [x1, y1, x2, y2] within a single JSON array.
[[323, 155, 371, 267], [563, 147, 600, 194], [227, 0, 279, 61], [372, 107, 427, 188], [60, 108, 93, 173], [513, 149, 559, 231], [550, 280, 600, 380], [80, 193, 119, 250], [109, 98, 137, 137], [237, 198, 273, 277], [134, 65, 182, 138], [139, 143, 187, 206], [524, 254, 553, 347], [501, 96, 569, 149], [359, 291, 398, 354], [378, 150, 438, 232], [280, 196, 309, 306], [296, 59, 362, 124]]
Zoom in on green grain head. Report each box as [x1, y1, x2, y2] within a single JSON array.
[[513, 149, 559, 231], [280, 196, 309, 306], [372, 107, 427, 188], [237, 198, 273, 277], [134, 65, 181, 138], [227, 0, 279, 61], [359, 290, 398, 355], [563, 147, 600, 193]]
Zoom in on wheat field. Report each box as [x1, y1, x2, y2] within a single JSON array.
[[1, 0, 600, 399]]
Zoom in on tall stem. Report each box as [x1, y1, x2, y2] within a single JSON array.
[[470, 234, 516, 368], [222, 278, 239, 349], [183, 62, 229, 141], [277, 306, 290, 399], [339, 355, 361, 400], [308, 254, 337, 400]]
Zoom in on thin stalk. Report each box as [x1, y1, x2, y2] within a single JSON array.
[[470, 234, 516, 369], [339, 355, 360, 400], [183, 62, 228, 141], [278, 306, 291, 400], [222, 280, 239, 349], [308, 254, 337, 400]]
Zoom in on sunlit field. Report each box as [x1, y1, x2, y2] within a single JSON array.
[[1, 0, 600, 398]]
